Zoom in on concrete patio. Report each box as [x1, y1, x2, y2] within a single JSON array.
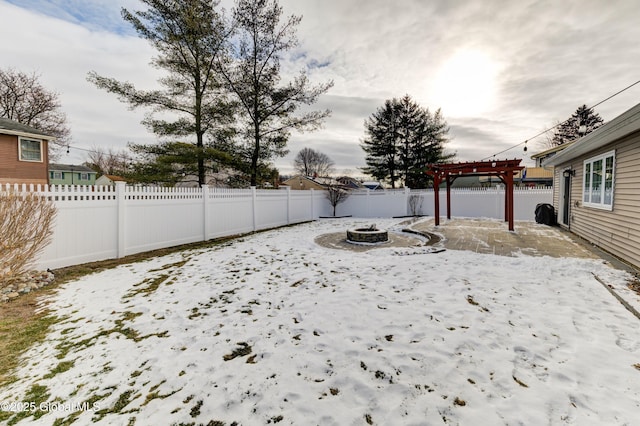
[[413, 218, 599, 259], [315, 217, 637, 274]]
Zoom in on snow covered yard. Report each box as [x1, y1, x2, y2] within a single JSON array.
[[2, 218, 640, 425]]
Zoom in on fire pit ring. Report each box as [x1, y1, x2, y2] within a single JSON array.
[[346, 225, 389, 244]]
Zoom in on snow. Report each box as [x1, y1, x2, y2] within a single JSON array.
[[2, 218, 640, 425]]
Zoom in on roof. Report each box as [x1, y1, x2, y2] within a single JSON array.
[[0, 117, 56, 140], [103, 174, 127, 182], [49, 164, 96, 173], [530, 142, 575, 159], [283, 175, 336, 186], [545, 102, 640, 167]]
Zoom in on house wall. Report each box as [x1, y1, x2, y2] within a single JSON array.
[[0, 134, 49, 185], [49, 170, 97, 186], [553, 130, 640, 269]]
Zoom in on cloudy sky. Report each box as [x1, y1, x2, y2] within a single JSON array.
[[2, 0, 640, 177]]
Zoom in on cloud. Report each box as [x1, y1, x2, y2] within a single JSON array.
[[2, 0, 640, 177], [4, 0, 139, 34], [0, 1, 160, 160]]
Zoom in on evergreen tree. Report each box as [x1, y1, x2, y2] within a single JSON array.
[[126, 141, 233, 186], [361, 95, 452, 188], [550, 104, 604, 146], [361, 99, 400, 187], [221, 0, 333, 187], [87, 0, 235, 186]]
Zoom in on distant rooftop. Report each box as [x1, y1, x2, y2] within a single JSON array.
[[0, 117, 56, 139], [49, 163, 95, 173]]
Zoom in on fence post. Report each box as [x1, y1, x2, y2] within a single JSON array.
[[116, 181, 126, 258], [310, 188, 315, 219], [286, 186, 291, 224], [404, 187, 410, 216], [202, 185, 210, 241], [251, 186, 257, 231], [366, 189, 371, 217]]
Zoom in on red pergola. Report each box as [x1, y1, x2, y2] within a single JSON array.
[[425, 159, 525, 231]]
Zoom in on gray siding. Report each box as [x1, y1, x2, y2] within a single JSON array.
[[553, 131, 640, 269]]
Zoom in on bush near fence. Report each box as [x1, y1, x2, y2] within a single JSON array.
[[1, 183, 552, 270]]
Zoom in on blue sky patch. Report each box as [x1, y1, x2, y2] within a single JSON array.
[[5, 0, 135, 35]]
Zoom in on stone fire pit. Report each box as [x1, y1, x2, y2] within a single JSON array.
[[346, 224, 389, 244]]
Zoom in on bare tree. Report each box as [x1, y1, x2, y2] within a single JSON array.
[[293, 147, 335, 177], [325, 184, 349, 217], [85, 146, 132, 176], [0, 68, 71, 159], [0, 191, 57, 282]]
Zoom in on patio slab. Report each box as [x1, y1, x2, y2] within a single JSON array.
[[411, 217, 599, 259]]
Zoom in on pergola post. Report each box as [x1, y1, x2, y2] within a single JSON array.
[[505, 171, 515, 231], [446, 175, 452, 220], [433, 173, 441, 226], [425, 159, 524, 232]]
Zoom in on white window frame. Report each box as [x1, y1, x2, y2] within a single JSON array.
[[582, 149, 615, 211], [18, 137, 43, 162], [52, 171, 63, 180], [80, 173, 89, 181]]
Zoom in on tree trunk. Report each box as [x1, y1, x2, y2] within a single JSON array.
[[195, 77, 205, 186]]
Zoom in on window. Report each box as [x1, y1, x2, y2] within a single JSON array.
[[52, 171, 63, 180], [583, 150, 615, 210], [19, 137, 43, 162], [80, 173, 89, 181]]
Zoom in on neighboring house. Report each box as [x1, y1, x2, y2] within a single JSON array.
[[96, 174, 128, 186], [514, 167, 554, 187], [531, 142, 575, 167], [0, 117, 55, 185], [49, 164, 97, 186], [282, 175, 328, 190], [336, 176, 365, 190], [545, 102, 640, 269], [516, 143, 575, 187], [362, 181, 384, 190]]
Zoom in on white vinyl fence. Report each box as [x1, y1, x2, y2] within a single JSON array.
[[21, 183, 327, 270], [3, 183, 552, 270], [340, 187, 552, 220]]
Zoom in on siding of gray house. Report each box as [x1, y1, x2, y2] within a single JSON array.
[[551, 127, 640, 269]]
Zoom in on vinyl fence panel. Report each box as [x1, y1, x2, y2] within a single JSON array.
[[13, 183, 552, 270]]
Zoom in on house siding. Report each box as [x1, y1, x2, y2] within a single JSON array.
[[0, 134, 49, 185], [554, 131, 640, 269]]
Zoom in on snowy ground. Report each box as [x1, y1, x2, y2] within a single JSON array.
[[2, 218, 640, 425]]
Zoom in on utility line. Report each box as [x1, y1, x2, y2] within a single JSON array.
[[63, 80, 640, 165], [481, 79, 640, 161]]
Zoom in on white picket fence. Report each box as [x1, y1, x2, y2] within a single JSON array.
[[1, 183, 552, 270]]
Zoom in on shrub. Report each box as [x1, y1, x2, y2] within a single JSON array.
[[0, 190, 57, 282]]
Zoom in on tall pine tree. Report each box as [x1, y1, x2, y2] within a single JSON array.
[[361, 95, 452, 188], [221, 0, 333, 187], [549, 105, 604, 146], [88, 0, 235, 186]]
